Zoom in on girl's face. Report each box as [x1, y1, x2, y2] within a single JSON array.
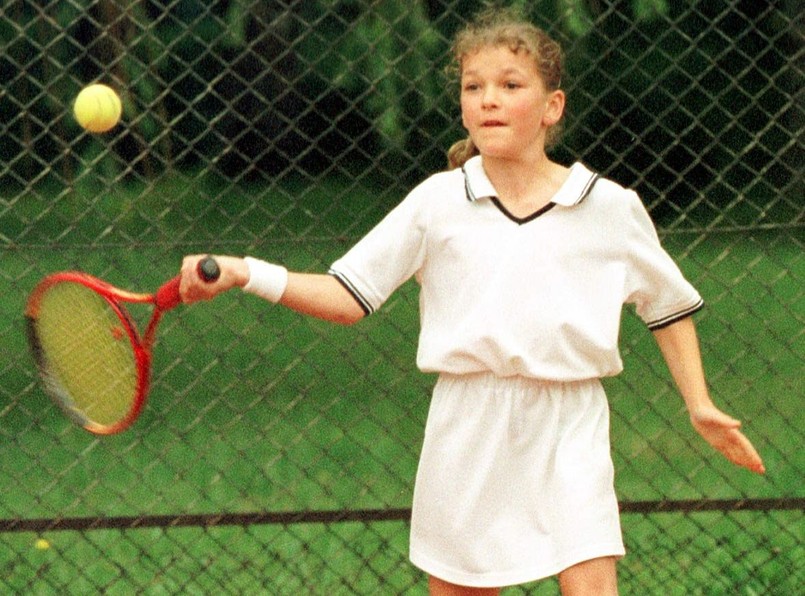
[[460, 45, 564, 162]]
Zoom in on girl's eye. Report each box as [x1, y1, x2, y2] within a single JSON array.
[[505, 81, 521, 89], [463, 83, 480, 92]]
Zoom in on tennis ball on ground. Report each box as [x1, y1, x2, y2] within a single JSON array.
[[73, 84, 122, 133], [34, 538, 51, 550]]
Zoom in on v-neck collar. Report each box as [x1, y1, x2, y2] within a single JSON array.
[[461, 156, 600, 218]]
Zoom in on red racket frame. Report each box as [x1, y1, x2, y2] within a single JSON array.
[[26, 257, 218, 434], [25, 272, 184, 434]]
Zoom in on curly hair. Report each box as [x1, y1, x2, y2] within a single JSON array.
[[446, 6, 565, 169]]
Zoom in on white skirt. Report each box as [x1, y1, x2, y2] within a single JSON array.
[[409, 373, 625, 588]]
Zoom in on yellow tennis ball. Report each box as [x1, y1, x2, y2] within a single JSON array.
[[34, 538, 51, 550], [73, 84, 122, 133]]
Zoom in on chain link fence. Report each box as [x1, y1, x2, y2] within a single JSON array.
[[1, 1, 802, 593]]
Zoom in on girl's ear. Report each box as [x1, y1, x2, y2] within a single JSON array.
[[542, 90, 566, 127]]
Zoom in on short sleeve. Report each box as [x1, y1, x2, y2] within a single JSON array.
[[622, 192, 704, 329], [329, 186, 428, 315]]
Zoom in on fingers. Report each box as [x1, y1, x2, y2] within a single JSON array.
[[179, 254, 250, 304], [720, 427, 766, 475], [692, 410, 766, 475], [180, 255, 222, 303], [689, 404, 765, 474]]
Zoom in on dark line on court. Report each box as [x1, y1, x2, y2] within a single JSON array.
[[619, 498, 805, 514], [0, 499, 802, 534], [0, 508, 411, 533]]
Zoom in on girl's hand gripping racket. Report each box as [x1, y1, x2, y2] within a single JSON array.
[[25, 256, 221, 435]]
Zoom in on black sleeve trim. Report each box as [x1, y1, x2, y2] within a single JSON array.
[[647, 299, 705, 331], [575, 173, 600, 205], [328, 270, 373, 316]]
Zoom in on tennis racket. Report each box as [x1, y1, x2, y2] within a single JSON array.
[[25, 256, 221, 435]]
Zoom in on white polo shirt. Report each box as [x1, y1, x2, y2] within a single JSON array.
[[330, 155, 703, 381]]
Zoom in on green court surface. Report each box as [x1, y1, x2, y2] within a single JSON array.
[[0, 181, 801, 594]]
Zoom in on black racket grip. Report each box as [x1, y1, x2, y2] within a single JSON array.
[[197, 256, 221, 283]]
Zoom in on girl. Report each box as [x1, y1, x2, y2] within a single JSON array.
[[179, 8, 765, 595]]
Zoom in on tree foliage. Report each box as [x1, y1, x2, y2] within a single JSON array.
[[1, 0, 800, 214]]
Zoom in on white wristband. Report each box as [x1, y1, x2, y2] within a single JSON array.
[[242, 257, 288, 303]]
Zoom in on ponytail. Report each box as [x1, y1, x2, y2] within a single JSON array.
[[447, 137, 479, 170]]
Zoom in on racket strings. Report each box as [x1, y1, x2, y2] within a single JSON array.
[[31, 283, 139, 428]]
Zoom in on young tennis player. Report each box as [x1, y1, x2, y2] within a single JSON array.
[[179, 7, 765, 595]]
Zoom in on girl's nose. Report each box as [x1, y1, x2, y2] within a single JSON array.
[[481, 86, 498, 107]]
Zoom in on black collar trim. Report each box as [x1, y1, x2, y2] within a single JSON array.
[[489, 198, 557, 224]]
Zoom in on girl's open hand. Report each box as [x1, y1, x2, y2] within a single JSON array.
[[689, 405, 765, 475]]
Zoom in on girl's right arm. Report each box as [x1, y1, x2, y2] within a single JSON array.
[[280, 271, 365, 325], [179, 255, 365, 326]]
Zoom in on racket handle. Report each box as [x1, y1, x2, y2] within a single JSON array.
[[197, 256, 221, 282], [154, 276, 183, 310], [154, 257, 220, 310]]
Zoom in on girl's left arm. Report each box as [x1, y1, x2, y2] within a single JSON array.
[[652, 317, 766, 475]]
